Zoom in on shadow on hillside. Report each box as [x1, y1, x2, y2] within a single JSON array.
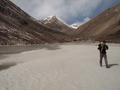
[[0, 44, 61, 60], [0, 62, 16, 71]]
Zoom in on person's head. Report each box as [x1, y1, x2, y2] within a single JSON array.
[[102, 40, 106, 45]]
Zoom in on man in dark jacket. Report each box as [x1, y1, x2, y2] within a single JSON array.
[[98, 41, 109, 68]]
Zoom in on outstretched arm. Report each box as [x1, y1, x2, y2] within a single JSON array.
[[98, 44, 101, 50]]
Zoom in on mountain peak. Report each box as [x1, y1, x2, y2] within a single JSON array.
[[40, 16, 75, 35], [43, 16, 58, 24]]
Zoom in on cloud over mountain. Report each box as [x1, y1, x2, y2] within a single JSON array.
[[11, 0, 120, 24]]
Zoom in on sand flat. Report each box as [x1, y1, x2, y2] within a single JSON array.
[[0, 43, 120, 90]]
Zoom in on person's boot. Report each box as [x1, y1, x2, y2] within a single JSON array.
[[100, 62, 102, 67], [106, 65, 110, 68]]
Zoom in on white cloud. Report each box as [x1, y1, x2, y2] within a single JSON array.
[[10, 0, 102, 23]]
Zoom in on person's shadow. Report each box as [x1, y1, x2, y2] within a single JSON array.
[[108, 64, 119, 68]]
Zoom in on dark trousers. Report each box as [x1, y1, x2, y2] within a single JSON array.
[[100, 53, 109, 67]]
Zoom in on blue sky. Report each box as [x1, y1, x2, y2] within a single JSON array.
[[11, 0, 120, 25]]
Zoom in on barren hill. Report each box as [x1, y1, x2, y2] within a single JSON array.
[[77, 4, 120, 43]]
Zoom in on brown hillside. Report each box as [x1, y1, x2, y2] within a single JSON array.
[[77, 4, 120, 43], [0, 0, 71, 45]]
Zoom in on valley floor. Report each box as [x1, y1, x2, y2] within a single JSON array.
[[0, 43, 120, 90]]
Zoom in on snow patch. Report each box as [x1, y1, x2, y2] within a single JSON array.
[[43, 16, 56, 24], [44, 16, 54, 21], [70, 23, 80, 29], [71, 17, 91, 29]]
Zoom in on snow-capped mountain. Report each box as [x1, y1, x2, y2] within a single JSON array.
[[40, 16, 75, 35], [42, 16, 55, 24], [0, 0, 72, 45]]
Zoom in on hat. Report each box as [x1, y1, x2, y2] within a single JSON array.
[[103, 40, 106, 43]]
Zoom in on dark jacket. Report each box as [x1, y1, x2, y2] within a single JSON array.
[[98, 44, 108, 54]]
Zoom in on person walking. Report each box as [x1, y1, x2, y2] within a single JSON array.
[[98, 41, 109, 68]]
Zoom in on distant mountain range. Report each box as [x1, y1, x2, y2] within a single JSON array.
[[0, 0, 120, 45]]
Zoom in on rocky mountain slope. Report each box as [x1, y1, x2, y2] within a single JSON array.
[[0, 0, 72, 45], [77, 4, 120, 43], [40, 16, 76, 36], [0, 0, 120, 44]]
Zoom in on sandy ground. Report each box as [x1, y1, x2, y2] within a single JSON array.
[[0, 43, 120, 90]]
